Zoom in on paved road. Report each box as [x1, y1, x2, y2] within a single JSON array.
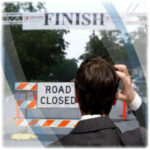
[[3, 92, 142, 147]]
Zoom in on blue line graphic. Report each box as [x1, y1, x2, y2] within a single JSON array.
[[102, 1, 142, 70]]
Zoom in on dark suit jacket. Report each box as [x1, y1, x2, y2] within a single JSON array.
[[50, 116, 146, 147], [49, 102, 146, 147]]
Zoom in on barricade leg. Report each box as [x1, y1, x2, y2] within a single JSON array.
[[16, 91, 20, 118], [122, 101, 126, 120], [34, 91, 36, 101]]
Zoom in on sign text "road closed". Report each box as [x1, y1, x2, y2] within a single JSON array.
[[37, 82, 78, 108]]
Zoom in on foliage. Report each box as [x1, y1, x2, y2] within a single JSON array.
[[79, 30, 131, 68], [129, 25, 147, 69], [39, 58, 78, 81], [9, 25, 69, 80], [3, 2, 78, 81], [79, 31, 113, 63], [3, 2, 46, 12]]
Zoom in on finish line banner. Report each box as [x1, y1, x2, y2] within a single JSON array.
[[22, 12, 114, 30], [37, 82, 78, 108]]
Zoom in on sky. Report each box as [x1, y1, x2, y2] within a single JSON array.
[[44, 0, 147, 66]]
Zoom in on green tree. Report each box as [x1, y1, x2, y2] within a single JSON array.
[[79, 31, 113, 63], [3, 2, 74, 81], [129, 25, 147, 71], [100, 30, 130, 66], [3, 2, 46, 12], [80, 30, 131, 68], [45, 58, 78, 82], [9, 26, 69, 80]]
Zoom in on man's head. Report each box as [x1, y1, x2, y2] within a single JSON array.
[[75, 56, 119, 115]]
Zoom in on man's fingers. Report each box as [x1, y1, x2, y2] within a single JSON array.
[[115, 92, 127, 102], [114, 65, 129, 76], [115, 71, 129, 86], [114, 64, 136, 103]]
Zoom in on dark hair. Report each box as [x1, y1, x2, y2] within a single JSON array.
[[75, 56, 119, 115]]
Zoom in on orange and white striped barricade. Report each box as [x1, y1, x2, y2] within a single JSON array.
[[15, 82, 37, 118], [16, 119, 79, 128], [15, 82, 37, 91], [15, 82, 80, 128], [15, 82, 37, 122]]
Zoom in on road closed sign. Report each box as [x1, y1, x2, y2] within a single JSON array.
[[37, 82, 78, 108]]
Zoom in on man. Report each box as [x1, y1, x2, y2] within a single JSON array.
[[50, 56, 146, 147]]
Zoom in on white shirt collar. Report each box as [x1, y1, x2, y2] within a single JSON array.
[[81, 114, 101, 121]]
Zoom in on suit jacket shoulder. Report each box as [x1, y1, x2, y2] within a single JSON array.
[[119, 127, 146, 146], [49, 117, 146, 147]]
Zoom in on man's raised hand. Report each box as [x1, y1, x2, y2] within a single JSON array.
[[114, 64, 136, 103]]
